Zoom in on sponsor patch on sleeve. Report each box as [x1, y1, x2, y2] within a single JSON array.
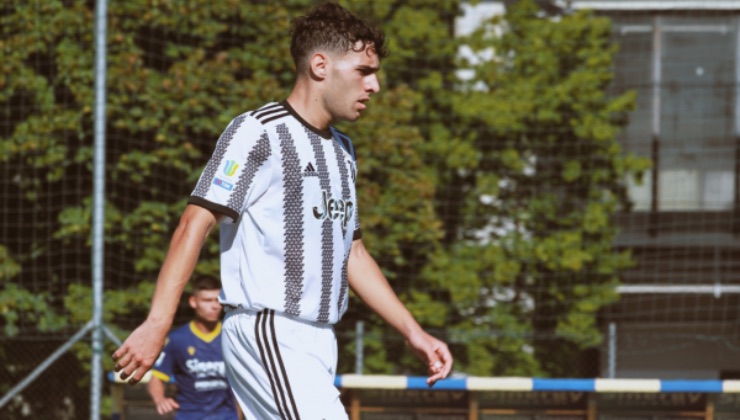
[[213, 178, 234, 191]]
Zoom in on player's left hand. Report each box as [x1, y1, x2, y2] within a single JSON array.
[[154, 397, 180, 415], [405, 330, 453, 387]]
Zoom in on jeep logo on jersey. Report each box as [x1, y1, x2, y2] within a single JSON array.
[[313, 190, 353, 228], [223, 160, 239, 177]]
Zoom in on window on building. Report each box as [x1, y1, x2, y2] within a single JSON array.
[[612, 14, 737, 211]]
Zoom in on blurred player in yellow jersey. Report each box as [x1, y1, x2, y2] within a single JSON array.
[[147, 276, 240, 419]]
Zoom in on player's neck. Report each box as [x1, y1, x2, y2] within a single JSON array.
[[286, 81, 332, 131], [192, 318, 218, 333]]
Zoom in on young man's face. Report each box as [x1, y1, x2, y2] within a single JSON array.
[[324, 42, 380, 122], [189, 289, 222, 323]]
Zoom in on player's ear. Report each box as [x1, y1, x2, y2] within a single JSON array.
[[188, 294, 197, 309], [309, 52, 329, 80]]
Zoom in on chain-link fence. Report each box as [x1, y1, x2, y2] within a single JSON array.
[[2, 0, 739, 418]]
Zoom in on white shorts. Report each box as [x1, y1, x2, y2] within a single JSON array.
[[222, 308, 349, 420]]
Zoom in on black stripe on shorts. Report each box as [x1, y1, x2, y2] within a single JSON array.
[[256, 310, 301, 420]]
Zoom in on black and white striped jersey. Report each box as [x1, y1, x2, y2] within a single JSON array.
[[189, 101, 360, 324]]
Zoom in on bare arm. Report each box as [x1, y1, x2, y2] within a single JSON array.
[[347, 239, 453, 385], [147, 376, 180, 415], [112, 204, 222, 384]]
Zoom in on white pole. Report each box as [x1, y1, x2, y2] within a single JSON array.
[[91, 0, 108, 418], [618, 284, 740, 294]]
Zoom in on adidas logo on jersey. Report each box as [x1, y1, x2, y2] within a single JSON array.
[[302, 162, 318, 178]]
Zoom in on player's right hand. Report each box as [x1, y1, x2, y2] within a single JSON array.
[[112, 320, 168, 385], [155, 397, 180, 415]]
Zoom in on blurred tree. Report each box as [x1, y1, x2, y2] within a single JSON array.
[[434, 0, 650, 376], [0, 1, 310, 417], [0, 1, 459, 416]]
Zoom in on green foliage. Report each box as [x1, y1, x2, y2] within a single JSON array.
[[0, 245, 65, 337], [340, 0, 645, 378], [438, 0, 648, 376]]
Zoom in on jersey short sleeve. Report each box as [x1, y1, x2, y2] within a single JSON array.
[[189, 114, 272, 222], [152, 337, 175, 382]]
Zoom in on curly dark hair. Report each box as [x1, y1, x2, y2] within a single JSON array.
[[290, 2, 389, 72]]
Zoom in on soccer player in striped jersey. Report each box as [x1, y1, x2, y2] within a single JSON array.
[[114, 3, 453, 418]]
